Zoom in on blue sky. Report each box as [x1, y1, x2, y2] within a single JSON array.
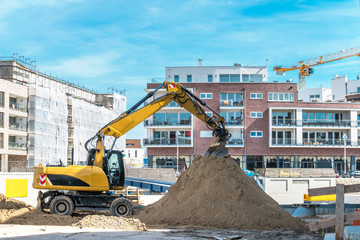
[[0, 0, 359, 139]]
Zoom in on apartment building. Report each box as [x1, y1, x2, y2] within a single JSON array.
[[144, 64, 360, 175], [123, 139, 145, 168], [0, 78, 28, 171], [0, 58, 126, 171]]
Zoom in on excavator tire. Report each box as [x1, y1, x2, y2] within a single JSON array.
[[49, 195, 75, 216], [110, 197, 133, 217]]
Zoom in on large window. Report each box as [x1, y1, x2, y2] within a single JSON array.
[[220, 74, 240, 83], [272, 111, 293, 125], [220, 92, 243, 106], [153, 112, 191, 126], [272, 131, 292, 145], [220, 111, 243, 125], [268, 92, 294, 102], [242, 74, 263, 82], [303, 131, 346, 145], [208, 75, 213, 82], [0, 92, 4, 107], [153, 130, 191, 145]]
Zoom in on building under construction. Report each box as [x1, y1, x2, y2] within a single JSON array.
[[0, 57, 126, 171]]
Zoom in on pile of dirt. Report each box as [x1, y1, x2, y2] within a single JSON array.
[[0, 194, 147, 230], [0, 194, 30, 209], [72, 215, 147, 231], [137, 155, 307, 230]]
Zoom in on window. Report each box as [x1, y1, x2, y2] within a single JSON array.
[[315, 94, 320, 98], [268, 92, 294, 102], [200, 93, 212, 99], [250, 131, 263, 137], [220, 92, 243, 106], [187, 75, 192, 82], [0, 112, 3, 127], [174, 75, 179, 82], [206, 112, 213, 117], [135, 150, 137, 158], [250, 93, 263, 99], [250, 112, 263, 118], [358, 87, 360, 93], [243, 74, 263, 82], [0, 92, 4, 107], [208, 75, 213, 82], [0, 133, 3, 149], [220, 74, 240, 83]]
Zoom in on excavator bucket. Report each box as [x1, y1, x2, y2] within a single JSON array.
[[203, 141, 228, 157]]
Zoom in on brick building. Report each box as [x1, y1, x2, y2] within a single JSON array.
[[144, 64, 360, 174]]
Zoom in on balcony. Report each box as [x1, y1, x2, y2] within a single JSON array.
[[302, 120, 353, 128], [143, 137, 192, 146], [226, 119, 244, 127], [8, 142, 26, 150], [272, 119, 297, 127], [226, 138, 244, 146], [9, 123, 27, 131], [9, 103, 27, 112], [144, 119, 191, 127], [219, 100, 243, 107], [271, 138, 358, 147]]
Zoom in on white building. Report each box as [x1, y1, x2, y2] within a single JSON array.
[[298, 87, 332, 102], [0, 78, 28, 171], [332, 75, 360, 100], [123, 139, 145, 168], [0, 58, 127, 171], [165, 60, 268, 83]]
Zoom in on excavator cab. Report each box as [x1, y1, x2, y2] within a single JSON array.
[[85, 148, 125, 188]]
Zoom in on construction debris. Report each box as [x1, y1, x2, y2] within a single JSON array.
[[137, 155, 307, 230]]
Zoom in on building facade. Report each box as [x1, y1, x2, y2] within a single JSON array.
[[144, 65, 360, 175], [298, 87, 332, 102], [123, 139, 145, 168], [332, 74, 360, 100], [0, 58, 126, 171]]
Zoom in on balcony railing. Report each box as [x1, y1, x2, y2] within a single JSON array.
[[272, 119, 297, 126], [226, 138, 244, 146], [226, 119, 244, 126], [9, 123, 27, 131], [143, 137, 192, 146], [271, 138, 358, 146], [9, 103, 27, 112], [219, 100, 243, 107], [8, 142, 26, 150], [144, 120, 191, 127], [272, 119, 360, 127]]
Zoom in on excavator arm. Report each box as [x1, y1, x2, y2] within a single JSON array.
[[85, 81, 230, 169]]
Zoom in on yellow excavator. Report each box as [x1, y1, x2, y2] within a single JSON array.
[[33, 81, 230, 217]]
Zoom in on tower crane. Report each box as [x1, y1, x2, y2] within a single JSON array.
[[273, 47, 360, 89]]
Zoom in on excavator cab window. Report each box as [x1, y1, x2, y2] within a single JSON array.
[[106, 150, 125, 187]]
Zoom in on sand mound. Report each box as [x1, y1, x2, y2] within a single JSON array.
[[0, 194, 30, 210], [137, 155, 306, 230], [72, 215, 147, 231]]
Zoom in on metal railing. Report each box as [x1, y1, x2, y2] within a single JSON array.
[[9, 103, 27, 112], [226, 119, 244, 126], [271, 138, 359, 146], [226, 138, 244, 146], [144, 120, 191, 127], [272, 119, 360, 127], [8, 142, 26, 150], [219, 100, 243, 107], [9, 123, 27, 131], [143, 137, 192, 146]]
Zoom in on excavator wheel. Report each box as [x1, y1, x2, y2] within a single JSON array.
[[110, 197, 133, 217], [49, 195, 75, 216]]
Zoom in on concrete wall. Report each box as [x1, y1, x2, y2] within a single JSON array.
[[298, 87, 332, 102], [332, 75, 360, 100]]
